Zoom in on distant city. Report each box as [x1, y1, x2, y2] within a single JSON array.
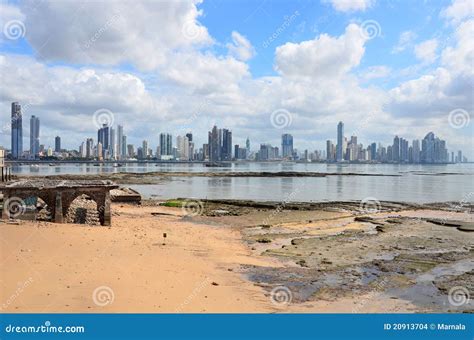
[[5, 102, 469, 164]]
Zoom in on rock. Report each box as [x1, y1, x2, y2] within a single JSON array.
[[256, 237, 272, 243]]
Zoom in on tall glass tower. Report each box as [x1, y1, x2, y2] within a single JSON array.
[[11, 102, 23, 159]]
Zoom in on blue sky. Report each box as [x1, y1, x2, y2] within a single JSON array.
[[0, 0, 472, 158]]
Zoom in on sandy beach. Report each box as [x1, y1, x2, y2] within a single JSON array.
[[1, 200, 473, 313]]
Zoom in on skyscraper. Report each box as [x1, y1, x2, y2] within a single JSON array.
[[160, 133, 173, 156], [392, 136, 400, 162], [117, 125, 123, 160], [55, 136, 61, 152], [336, 121, 344, 162], [209, 125, 221, 162], [86, 138, 94, 158], [11, 102, 23, 159], [97, 124, 109, 159], [30, 115, 40, 158], [222, 129, 232, 161], [281, 134, 293, 158]]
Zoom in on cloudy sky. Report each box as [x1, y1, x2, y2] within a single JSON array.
[[0, 0, 472, 158]]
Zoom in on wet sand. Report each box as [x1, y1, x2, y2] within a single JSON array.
[[1, 200, 472, 313]]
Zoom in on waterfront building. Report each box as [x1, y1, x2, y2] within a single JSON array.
[[11, 102, 23, 159], [55, 136, 61, 153], [336, 121, 344, 162], [29, 115, 40, 158], [281, 134, 293, 159]]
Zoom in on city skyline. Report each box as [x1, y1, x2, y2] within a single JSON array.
[[0, 0, 472, 160], [4, 102, 468, 164]]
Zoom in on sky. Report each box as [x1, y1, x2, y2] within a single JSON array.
[[0, 0, 472, 158]]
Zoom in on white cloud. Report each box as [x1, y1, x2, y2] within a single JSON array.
[[326, 0, 375, 12], [21, 0, 213, 70], [226, 31, 255, 61], [441, 0, 474, 25], [275, 24, 367, 80], [414, 39, 438, 63], [392, 30, 417, 53]]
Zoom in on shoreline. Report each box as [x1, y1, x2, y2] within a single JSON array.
[[1, 198, 472, 313]]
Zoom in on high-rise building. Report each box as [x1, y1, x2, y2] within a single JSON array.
[[209, 126, 221, 162], [29, 115, 40, 158], [370, 143, 377, 161], [421, 132, 448, 163], [222, 129, 232, 161], [142, 140, 149, 159], [281, 134, 293, 159], [326, 140, 335, 162], [392, 136, 400, 162], [121, 135, 127, 159], [117, 125, 123, 160], [336, 121, 344, 162], [246, 137, 250, 158], [55, 136, 61, 153], [176, 135, 190, 160], [97, 124, 109, 159], [11, 102, 23, 159], [110, 127, 116, 159], [186, 133, 193, 142], [412, 140, 420, 163], [86, 138, 94, 158], [160, 133, 173, 156]]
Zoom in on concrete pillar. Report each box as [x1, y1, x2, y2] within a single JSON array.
[[103, 191, 111, 226], [55, 191, 63, 223], [2, 191, 10, 219]]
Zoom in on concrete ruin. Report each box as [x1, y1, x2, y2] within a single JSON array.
[[0, 179, 118, 226]]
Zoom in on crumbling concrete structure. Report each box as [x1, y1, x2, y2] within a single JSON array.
[[1, 179, 118, 226]]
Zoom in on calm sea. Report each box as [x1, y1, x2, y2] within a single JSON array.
[[12, 162, 474, 203]]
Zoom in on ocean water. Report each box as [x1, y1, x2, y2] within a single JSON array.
[[12, 162, 474, 203]]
